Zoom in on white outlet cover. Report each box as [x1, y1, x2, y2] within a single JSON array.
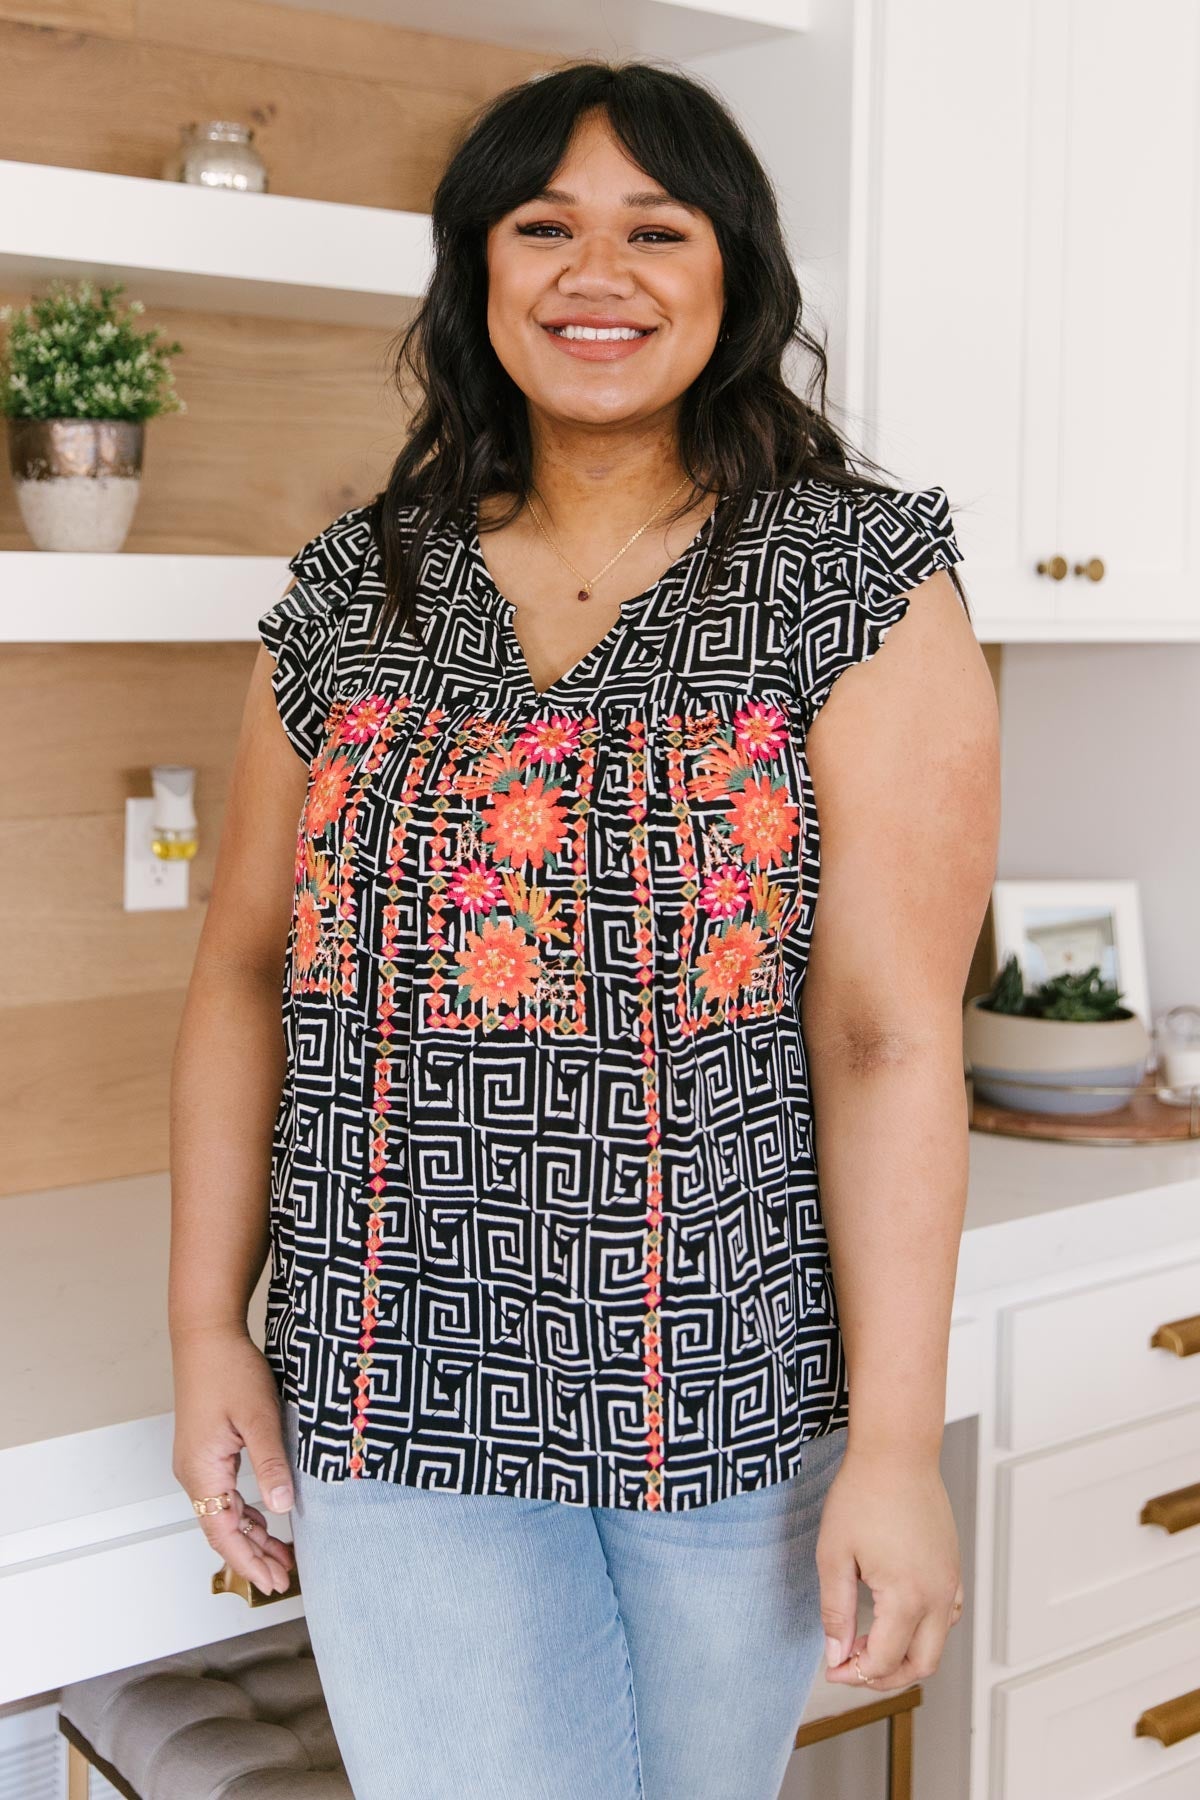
[[124, 796, 189, 911]]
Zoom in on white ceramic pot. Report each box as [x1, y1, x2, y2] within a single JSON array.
[[962, 993, 1151, 1115], [8, 418, 144, 552]]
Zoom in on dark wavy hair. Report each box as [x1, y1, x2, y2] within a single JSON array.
[[364, 58, 969, 645]]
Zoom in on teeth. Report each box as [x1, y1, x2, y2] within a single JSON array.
[[552, 325, 649, 341]]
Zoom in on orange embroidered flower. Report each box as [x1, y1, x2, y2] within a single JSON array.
[[303, 751, 355, 836], [695, 921, 764, 1002], [455, 743, 529, 801], [698, 863, 751, 919], [688, 739, 751, 802], [515, 715, 582, 763], [483, 775, 568, 869], [725, 776, 799, 868], [338, 694, 391, 743], [733, 701, 787, 761], [455, 917, 542, 1007], [294, 888, 323, 972], [448, 859, 504, 914]]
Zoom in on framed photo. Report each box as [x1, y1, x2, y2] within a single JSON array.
[[990, 879, 1151, 1029]]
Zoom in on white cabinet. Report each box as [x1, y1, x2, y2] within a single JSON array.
[[868, 0, 1200, 641]]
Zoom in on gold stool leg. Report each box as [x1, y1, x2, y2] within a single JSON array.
[[887, 1705, 914, 1800], [67, 1739, 91, 1800]]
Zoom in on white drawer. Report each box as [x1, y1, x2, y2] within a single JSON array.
[[994, 1607, 1200, 1800], [998, 1259, 1200, 1452], [996, 1404, 1200, 1666]]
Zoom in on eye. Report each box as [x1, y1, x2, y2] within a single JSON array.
[[513, 223, 686, 245]]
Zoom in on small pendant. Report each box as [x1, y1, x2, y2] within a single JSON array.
[[577, 586, 591, 602]]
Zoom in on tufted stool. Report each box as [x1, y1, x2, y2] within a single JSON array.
[[58, 1616, 352, 1800]]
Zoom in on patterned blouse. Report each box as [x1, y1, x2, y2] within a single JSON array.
[[257, 475, 965, 1510]]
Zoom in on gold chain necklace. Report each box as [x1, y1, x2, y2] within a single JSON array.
[[525, 473, 693, 602]]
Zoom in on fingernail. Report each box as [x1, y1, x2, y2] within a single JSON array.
[[269, 1486, 293, 1512], [825, 1637, 842, 1668]]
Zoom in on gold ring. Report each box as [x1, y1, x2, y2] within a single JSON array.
[[192, 1494, 232, 1517], [854, 1652, 873, 1685]]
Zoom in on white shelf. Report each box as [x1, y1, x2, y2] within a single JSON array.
[[0, 552, 291, 642], [0, 160, 432, 327], [275, 0, 810, 58]]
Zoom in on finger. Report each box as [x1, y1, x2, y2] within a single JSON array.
[[816, 1545, 861, 1668], [241, 1405, 295, 1516], [824, 1630, 917, 1693], [858, 1591, 924, 1682], [234, 1507, 296, 1574], [194, 1490, 291, 1595]]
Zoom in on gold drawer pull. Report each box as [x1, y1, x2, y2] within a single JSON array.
[[211, 1560, 302, 1606], [1140, 1481, 1200, 1534], [1150, 1315, 1200, 1357], [1135, 1685, 1200, 1747]]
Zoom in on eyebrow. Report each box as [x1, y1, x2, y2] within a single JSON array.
[[527, 186, 700, 216]]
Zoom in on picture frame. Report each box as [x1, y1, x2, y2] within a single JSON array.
[[989, 879, 1151, 1030]]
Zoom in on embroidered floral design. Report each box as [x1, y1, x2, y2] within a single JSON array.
[[482, 774, 570, 870], [454, 916, 543, 1007], [426, 714, 598, 1033], [515, 713, 583, 763], [663, 701, 804, 1030], [290, 692, 412, 997]]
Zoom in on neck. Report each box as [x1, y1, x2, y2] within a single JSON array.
[[525, 416, 695, 534]]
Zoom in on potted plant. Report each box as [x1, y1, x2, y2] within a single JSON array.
[[0, 277, 184, 552], [963, 953, 1151, 1116]]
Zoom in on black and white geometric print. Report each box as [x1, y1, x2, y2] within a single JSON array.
[[256, 474, 964, 1511]]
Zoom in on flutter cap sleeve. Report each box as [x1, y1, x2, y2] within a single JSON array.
[[257, 505, 372, 763], [794, 483, 966, 731]]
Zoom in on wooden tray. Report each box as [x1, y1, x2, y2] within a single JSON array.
[[966, 1072, 1200, 1145]]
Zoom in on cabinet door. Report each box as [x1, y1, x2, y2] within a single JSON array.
[[870, 0, 1039, 629], [1050, 0, 1200, 632], [872, 0, 1200, 638]]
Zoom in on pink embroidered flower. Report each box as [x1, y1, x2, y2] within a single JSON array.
[[698, 863, 751, 919], [515, 715, 582, 763], [448, 860, 504, 914], [338, 694, 391, 743], [733, 701, 788, 761]]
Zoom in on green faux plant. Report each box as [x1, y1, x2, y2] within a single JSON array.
[[980, 951, 1131, 1022], [0, 277, 185, 422]]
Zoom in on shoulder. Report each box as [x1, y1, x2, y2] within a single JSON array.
[[767, 474, 960, 579], [775, 475, 967, 728]]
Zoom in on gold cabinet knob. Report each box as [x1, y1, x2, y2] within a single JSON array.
[[1036, 555, 1068, 580], [1073, 556, 1105, 581]]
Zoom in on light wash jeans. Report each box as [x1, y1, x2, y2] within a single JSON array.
[[282, 1398, 848, 1800]]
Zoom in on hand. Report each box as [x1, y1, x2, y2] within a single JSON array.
[[815, 1442, 964, 1691], [171, 1324, 297, 1598]]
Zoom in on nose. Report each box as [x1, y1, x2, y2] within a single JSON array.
[[555, 234, 637, 299]]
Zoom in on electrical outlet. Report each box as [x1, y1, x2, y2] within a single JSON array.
[[124, 796, 189, 910]]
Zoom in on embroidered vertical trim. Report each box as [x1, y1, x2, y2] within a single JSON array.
[[351, 706, 443, 1476], [337, 695, 414, 999], [627, 717, 664, 1510]]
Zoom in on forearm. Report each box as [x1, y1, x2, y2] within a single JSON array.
[[807, 1022, 969, 1460], [168, 954, 287, 1344]]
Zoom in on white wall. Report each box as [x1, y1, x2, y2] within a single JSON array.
[[996, 643, 1198, 1026]]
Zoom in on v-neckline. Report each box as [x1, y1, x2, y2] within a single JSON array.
[[467, 491, 722, 707]]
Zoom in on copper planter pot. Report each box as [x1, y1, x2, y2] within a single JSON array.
[[7, 418, 145, 551]]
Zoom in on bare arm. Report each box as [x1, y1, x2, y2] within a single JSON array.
[[168, 631, 310, 1593], [802, 566, 1000, 1685]]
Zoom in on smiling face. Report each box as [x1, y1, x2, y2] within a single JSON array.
[[484, 107, 725, 435]]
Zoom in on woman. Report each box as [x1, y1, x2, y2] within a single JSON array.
[[170, 59, 998, 1800]]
